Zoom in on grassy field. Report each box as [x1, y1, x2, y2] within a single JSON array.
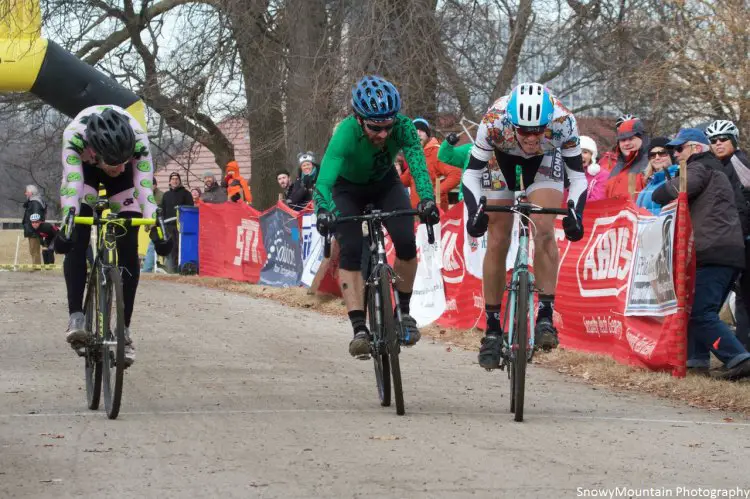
[[0, 230, 34, 266]]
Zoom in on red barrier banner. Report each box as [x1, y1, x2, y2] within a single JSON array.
[[554, 197, 694, 372], [199, 202, 266, 283]]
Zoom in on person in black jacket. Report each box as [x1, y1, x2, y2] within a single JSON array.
[[22, 185, 46, 266], [653, 128, 750, 381], [161, 172, 194, 273], [286, 152, 318, 211], [706, 120, 750, 350]]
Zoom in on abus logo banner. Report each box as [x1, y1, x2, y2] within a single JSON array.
[[576, 209, 637, 297], [441, 210, 465, 284]]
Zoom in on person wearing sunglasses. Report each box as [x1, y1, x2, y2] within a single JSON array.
[[313, 75, 440, 358], [54, 105, 173, 368], [461, 82, 587, 369], [707, 120, 750, 351], [651, 128, 750, 380], [636, 137, 678, 215]]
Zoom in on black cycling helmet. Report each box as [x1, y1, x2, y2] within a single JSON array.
[[85, 108, 136, 165]]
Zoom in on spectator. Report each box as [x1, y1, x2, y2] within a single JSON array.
[[143, 176, 164, 273], [636, 137, 678, 215], [30, 213, 57, 265], [286, 152, 319, 210], [224, 160, 252, 204], [191, 187, 202, 206], [22, 185, 46, 267], [653, 128, 750, 380], [580, 135, 609, 202], [277, 169, 292, 196], [201, 171, 227, 204], [706, 119, 750, 350], [605, 118, 649, 199], [401, 118, 462, 212], [161, 172, 193, 273]]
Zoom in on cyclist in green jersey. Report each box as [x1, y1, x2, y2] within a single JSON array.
[[314, 75, 440, 357]]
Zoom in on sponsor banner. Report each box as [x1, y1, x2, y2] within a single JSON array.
[[624, 204, 677, 315], [410, 222, 446, 327], [199, 202, 265, 283], [259, 207, 304, 287]]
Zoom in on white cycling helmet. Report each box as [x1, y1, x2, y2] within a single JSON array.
[[30, 213, 41, 223], [615, 114, 638, 128], [507, 83, 554, 133], [705, 120, 739, 139]]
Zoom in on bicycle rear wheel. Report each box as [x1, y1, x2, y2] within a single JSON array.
[[83, 276, 102, 410], [512, 272, 529, 422], [379, 274, 404, 416], [367, 283, 391, 407], [101, 268, 126, 420]]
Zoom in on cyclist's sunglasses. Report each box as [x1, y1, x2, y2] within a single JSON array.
[[710, 136, 732, 145], [514, 126, 546, 136], [364, 121, 395, 133], [648, 150, 670, 159]]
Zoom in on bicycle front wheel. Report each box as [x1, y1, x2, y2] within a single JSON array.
[[101, 267, 126, 420], [512, 272, 530, 422], [379, 274, 404, 416], [367, 283, 391, 407], [83, 276, 102, 410]]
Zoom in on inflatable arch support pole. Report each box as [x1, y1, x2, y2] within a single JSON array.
[[0, 0, 147, 128]]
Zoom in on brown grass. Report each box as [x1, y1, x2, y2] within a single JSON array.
[[0, 230, 33, 265], [145, 274, 750, 416]]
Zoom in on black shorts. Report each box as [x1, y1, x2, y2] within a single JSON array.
[[332, 171, 417, 271], [481, 149, 564, 200]]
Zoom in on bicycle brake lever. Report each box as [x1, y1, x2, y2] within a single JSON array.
[[426, 222, 435, 245], [324, 232, 332, 259], [64, 207, 76, 239]]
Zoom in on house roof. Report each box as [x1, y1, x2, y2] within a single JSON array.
[[154, 117, 251, 191]]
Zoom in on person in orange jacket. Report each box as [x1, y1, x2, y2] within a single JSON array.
[[399, 118, 462, 212], [604, 117, 649, 199], [224, 160, 252, 204]]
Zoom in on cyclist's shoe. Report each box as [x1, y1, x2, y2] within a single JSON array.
[[478, 333, 503, 370], [65, 312, 87, 346], [400, 313, 421, 346], [535, 317, 559, 351], [123, 327, 135, 368], [349, 330, 371, 358]]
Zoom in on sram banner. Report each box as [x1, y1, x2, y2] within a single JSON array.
[[555, 197, 693, 373]]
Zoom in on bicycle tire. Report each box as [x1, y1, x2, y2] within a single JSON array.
[[379, 274, 404, 416], [83, 276, 102, 410], [367, 283, 391, 407], [513, 272, 530, 422], [101, 268, 126, 420]]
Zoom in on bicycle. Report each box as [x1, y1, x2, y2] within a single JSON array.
[[62, 197, 165, 420], [473, 167, 575, 422], [324, 207, 434, 416]]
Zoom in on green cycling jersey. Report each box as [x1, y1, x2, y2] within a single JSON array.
[[313, 114, 434, 214]]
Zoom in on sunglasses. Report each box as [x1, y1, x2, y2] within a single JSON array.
[[514, 126, 545, 137], [648, 150, 670, 159], [673, 144, 694, 153], [364, 121, 394, 133], [710, 136, 731, 145]]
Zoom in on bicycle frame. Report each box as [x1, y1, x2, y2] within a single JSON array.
[[364, 216, 401, 348]]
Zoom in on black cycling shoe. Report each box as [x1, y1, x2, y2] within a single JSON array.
[[478, 333, 503, 370], [400, 313, 421, 346], [535, 317, 559, 351], [349, 330, 371, 358]]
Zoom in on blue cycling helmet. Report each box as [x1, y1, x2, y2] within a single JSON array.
[[506, 82, 555, 133], [351, 76, 401, 121]]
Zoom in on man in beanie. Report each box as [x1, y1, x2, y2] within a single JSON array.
[[579, 135, 609, 202], [605, 117, 649, 199], [707, 120, 750, 350], [201, 171, 227, 204], [160, 171, 193, 273], [653, 128, 750, 380], [400, 117, 461, 211]]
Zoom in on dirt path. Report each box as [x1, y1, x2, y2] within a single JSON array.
[[1, 272, 748, 498]]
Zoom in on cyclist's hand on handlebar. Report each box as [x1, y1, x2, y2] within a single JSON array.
[[54, 209, 76, 254], [149, 226, 174, 256], [562, 199, 584, 242], [467, 196, 489, 238], [417, 199, 440, 225], [316, 210, 335, 237], [446, 132, 460, 146]]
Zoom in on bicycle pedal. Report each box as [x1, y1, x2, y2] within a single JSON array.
[[357, 354, 371, 361], [75, 346, 86, 357]]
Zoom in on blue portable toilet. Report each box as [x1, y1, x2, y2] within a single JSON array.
[[178, 206, 199, 273]]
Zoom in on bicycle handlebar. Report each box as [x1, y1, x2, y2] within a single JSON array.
[[473, 196, 574, 228], [62, 205, 167, 240], [323, 208, 435, 258]]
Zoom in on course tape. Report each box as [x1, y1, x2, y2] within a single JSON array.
[[0, 264, 62, 270]]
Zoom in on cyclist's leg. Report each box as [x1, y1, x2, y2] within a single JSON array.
[[526, 150, 565, 348], [478, 153, 516, 368], [63, 203, 94, 344], [378, 173, 421, 344], [114, 213, 141, 329], [332, 181, 369, 356]]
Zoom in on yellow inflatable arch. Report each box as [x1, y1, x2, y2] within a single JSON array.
[[1, 0, 152, 253]]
